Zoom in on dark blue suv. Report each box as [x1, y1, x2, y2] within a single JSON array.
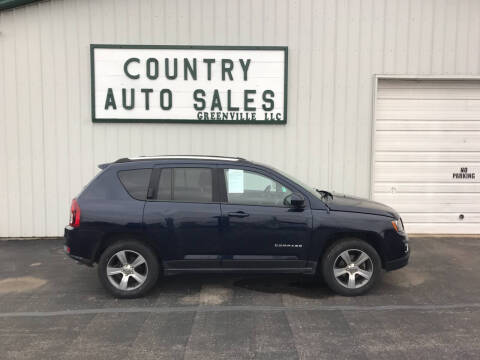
[[64, 156, 409, 298]]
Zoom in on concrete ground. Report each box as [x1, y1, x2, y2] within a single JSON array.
[[0, 237, 479, 360]]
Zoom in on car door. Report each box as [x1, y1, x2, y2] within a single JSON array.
[[219, 166, 313, 270], [143, 165, 223, 269]]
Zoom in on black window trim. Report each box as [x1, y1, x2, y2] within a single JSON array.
[[147, 165, 221, 204], [148, 167, 173, 201]]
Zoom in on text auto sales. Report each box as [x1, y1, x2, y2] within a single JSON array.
[[103, 57, 282, 121]]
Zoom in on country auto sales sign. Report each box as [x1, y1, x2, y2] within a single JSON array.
[[90, 45, 288, 124]]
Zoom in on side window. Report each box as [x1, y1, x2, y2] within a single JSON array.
[[82, 171, 129, 201], [118, 169, 152, 200], [224, 169, 292, 206], [156, 168, 172, 200], [172, 168, 213, 203]]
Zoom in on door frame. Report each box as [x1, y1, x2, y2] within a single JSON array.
[[216, 164, 314, 271], [144, 163, 223, 270]]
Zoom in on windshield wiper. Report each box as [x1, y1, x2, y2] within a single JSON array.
[[316, 189, 333, 200]]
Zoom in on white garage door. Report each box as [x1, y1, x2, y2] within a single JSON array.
[[373, 79, 480, 234]]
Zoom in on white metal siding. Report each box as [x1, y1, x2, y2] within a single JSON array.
[[1, 0, 480, 237], [374, 79, 480, 234]]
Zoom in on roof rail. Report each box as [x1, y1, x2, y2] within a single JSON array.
[[114, 155, 246, 163]]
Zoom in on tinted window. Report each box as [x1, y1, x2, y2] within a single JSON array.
[[118, 169, 152, 200], [82, 171, 129, 200], [156, 168, 172, 200], [173, 168, 213, 202], [224, 169, 292, 206]]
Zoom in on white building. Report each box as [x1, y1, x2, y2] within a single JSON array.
[[0, 0, 479, 237]]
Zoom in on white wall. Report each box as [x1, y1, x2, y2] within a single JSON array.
[[1, 0, 480, 237]]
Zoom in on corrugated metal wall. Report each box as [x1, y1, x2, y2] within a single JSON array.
[[1, 0, 480, 237]]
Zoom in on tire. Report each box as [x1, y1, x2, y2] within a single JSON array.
[[98, 240, 160, 299], [321, 238, 381, 296]]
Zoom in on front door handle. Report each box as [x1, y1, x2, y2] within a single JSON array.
[[228, 211, 249, 218]]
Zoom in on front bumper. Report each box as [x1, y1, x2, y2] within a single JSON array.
[[384, 250, 409, 271]]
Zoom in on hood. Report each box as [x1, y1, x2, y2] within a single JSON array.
[[323, 192, 399, 218]]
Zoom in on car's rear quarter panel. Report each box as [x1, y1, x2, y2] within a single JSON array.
[[68, 167, 146, 261]]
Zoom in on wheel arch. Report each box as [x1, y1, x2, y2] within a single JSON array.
[[94, 232, 161, 264], [321, 231, 386, 268]]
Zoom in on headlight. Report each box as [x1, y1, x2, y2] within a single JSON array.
[[391, 219, 404, 233]]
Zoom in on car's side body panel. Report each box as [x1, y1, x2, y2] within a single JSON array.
[[219, 203, 313, 269], [144, 201, 223, 269], [309, 210, 409, 266]]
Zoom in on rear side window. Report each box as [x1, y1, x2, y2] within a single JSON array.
[[82, 171, 127, 200], [118, 169, 152, 200], [154, 167, 213, 203], [174, 168, 212, 202]]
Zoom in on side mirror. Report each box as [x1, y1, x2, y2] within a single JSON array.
[[290, 193, 305, 208]]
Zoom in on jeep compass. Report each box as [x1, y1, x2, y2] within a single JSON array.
[[64, 156, 409, 298]]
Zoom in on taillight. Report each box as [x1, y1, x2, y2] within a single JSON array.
[[70, 199, 81, 228]]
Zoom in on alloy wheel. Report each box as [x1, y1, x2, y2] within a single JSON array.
[[333, 249, 373, 289], [106, 250, 148, 291]]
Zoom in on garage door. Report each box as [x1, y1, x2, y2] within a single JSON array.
[[373, 79, 480, 234]]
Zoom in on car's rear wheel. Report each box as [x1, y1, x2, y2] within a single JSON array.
[[321, 238, 381, 296], [98, 240, 159, 298]]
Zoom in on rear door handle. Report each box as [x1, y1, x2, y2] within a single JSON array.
[[228, 211, 249, 218]]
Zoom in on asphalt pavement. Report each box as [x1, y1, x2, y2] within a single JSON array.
[[0, 237, 479, 359]]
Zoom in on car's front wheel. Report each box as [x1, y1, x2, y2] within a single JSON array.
[[321, 238, 381, 296], [98, 240, 160, 298]]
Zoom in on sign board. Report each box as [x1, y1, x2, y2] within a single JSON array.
[[90, 45, 288, 124], [452, 167, 476, 180]]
